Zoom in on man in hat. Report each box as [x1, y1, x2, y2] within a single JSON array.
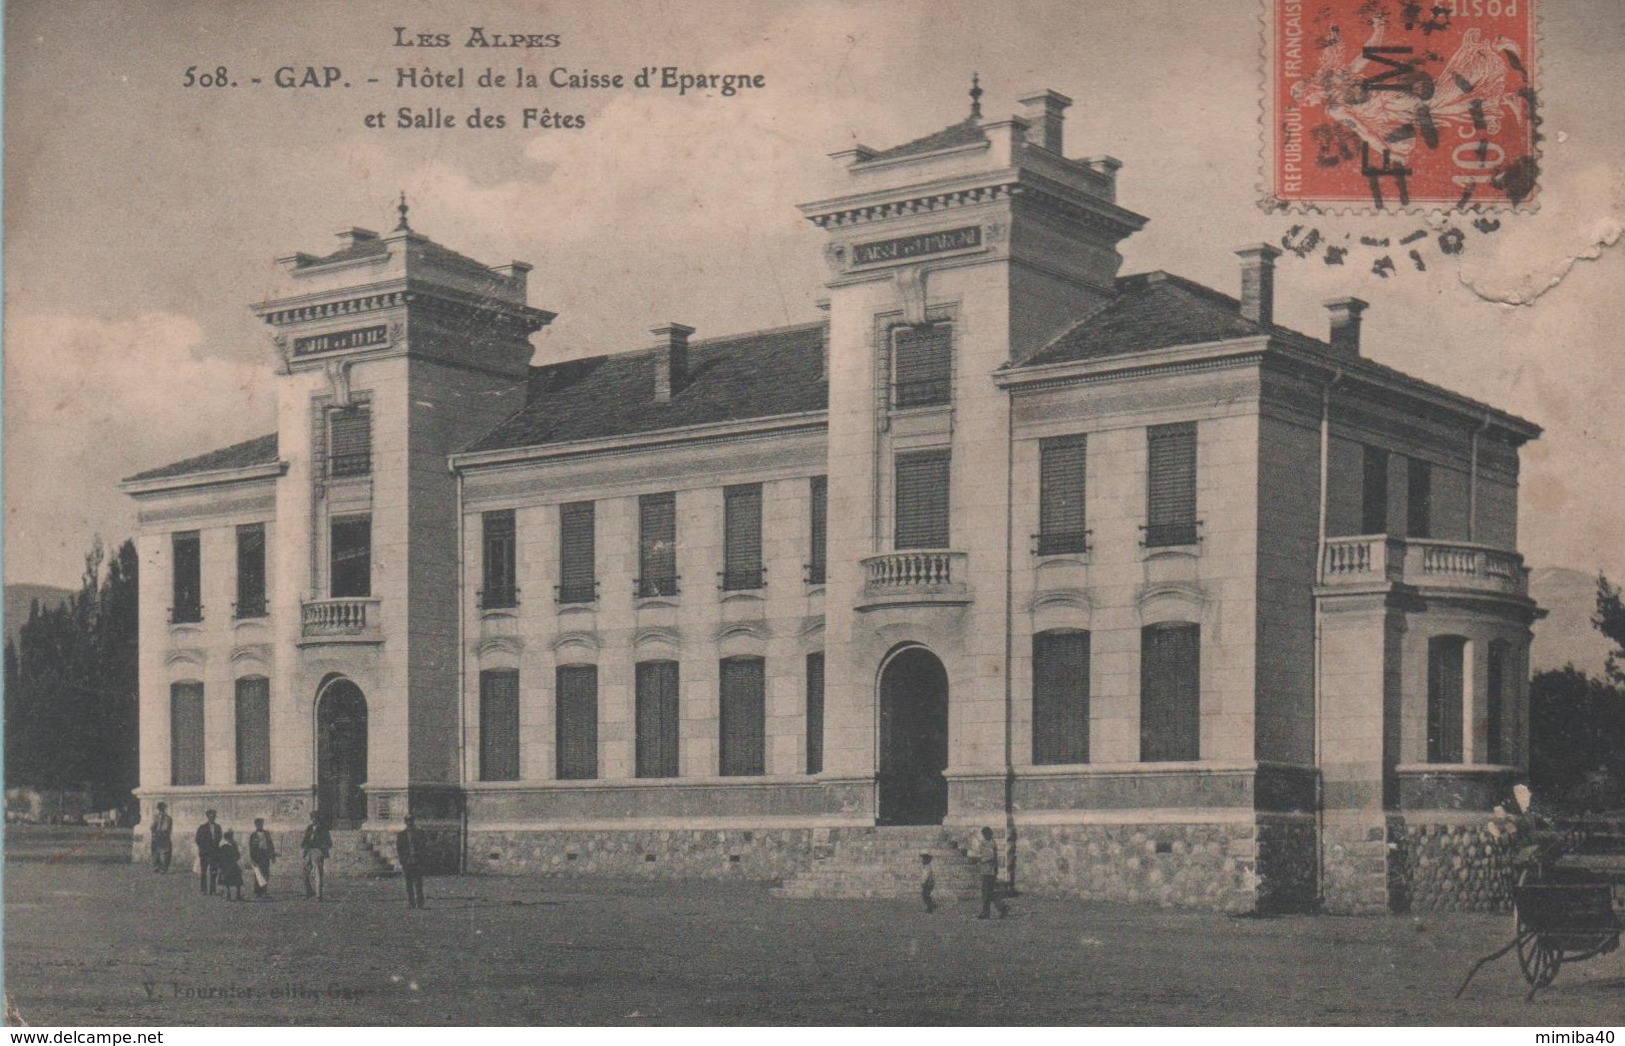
[[301, 811, 331, 901], [248, 817, 276, 899], [396, 815, 428, 909], [148, 801, 173, 873], [194, 809, 222, 894]]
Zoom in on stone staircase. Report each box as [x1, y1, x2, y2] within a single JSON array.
[[324, 830, 398, 877], [773, 826, 984, 900]]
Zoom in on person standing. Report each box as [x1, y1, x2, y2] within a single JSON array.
[[396, 815, 428, 909], [919, 852, 937, 914], [149, 802, 173, 873], [194, 810, 223, 895], [248, 818, 276, 899], [216, 830, 245, 901], [301, 812, 331, 901], [974, 826, 1008, 920]]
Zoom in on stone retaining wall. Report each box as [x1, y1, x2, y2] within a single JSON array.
[[466, 828, 818, 880], [1389, 815, 1519, 913]]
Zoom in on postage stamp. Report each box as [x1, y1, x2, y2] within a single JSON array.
[[1264, 0, 1538, 211]]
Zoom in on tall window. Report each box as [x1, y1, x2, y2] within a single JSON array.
[[479, 669, 520, 781], [895, 450, 951, 550], [1141, 623, 1200, 762], [722, 484, 765, 591], [235, 524, 266, 619], [1361, 445, 1389, 535], [328, 404, 372, 478], [171, 531, 202, 623], [1427, 635, 1465, 763], [638, 492, 678, 597], [806, 652, 825, 775], [719, 656, 766, 777], [1487, 640, 1510, 765], [1033, 630, 1090, 764], [1407, 458, 1433, 539], [234, 676, 271, 785], [329, 515, 371, 598], [635, 661, 680, 778], [1145, 423, 1198, 547], [807, 476, 827, 585], [892, 323, 952, 408], [1038, 435, 1089, 555], [170, 682, 205, 786], [481, 510, 518, 609], [555, 665, 598, 780], [557, 501, 596, 604]]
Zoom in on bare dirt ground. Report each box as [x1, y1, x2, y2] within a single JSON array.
[[5, 828, 1623, 1026]]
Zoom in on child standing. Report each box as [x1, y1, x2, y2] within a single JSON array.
[[216, 830, 245, 901], [919, 852, 936, 913]]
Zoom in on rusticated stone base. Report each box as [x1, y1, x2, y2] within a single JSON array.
[[1255, 816, 1319, 912], [466, 828, 818, 880], [1390, 814, 1519, 913]]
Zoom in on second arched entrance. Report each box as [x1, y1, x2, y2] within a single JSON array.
[[315, 677, 368, 828], [877, 646, 949, 826]]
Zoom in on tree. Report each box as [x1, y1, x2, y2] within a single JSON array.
[[1525, 572, 1625, 812], [1595, 573, 1625, 686]]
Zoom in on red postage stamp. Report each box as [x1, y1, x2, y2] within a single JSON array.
[[1265, 0, 1538, 211]]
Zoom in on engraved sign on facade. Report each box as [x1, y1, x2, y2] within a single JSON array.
[[851, 225, 982, 266], [293, 324, 390, 357]]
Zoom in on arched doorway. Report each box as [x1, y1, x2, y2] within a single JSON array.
[[315, 678, 368, 828], [878, 646, 949, 825]]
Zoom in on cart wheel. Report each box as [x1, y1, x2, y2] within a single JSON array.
[[1517, 933, 1561, 988]]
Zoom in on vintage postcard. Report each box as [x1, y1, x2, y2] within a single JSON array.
[[4, 0, 1622, 1030]]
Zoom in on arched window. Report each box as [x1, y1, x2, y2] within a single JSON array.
[[1427, 635, 1466, 763], [1033, 630, 1090, 764]]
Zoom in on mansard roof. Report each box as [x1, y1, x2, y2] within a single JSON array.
[[466, 322, 828, 453], [124, 433, 279, 483]]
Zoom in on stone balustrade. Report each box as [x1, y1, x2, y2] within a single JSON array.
[[299, 597, 382, 642], [1319, 536, 1527, 597]]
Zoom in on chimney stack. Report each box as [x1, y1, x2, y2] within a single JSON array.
[[1017, 90, 1072, 154], [1235, 244, 1282, 326], [1325, 297, 1368, 355], [651, 323, 694, 403]]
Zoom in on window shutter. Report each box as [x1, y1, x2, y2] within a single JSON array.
[[895, 450, 950, 550], [1039, 436, 1088, 554], [170, 682, 205, 786], [555, 666, 598, 780], [635, 661, 680, 778], [558, 501, 596, 603], [481, 510, 517, 607], [808, 476, 827, 585], [234, 677, 271, 785], [638, 493, 678, 596], [1407, 458, 1432, 539], [1487, 640, 1508, 765], [719, 657, 766, 776], [1361, 446, 1389, 535], [235, 524, 266, 618], [893, 324, 952, 407], [328, 406, 372, 477], [723, 484, 764, 590], [172, 531, 201, 622], [329, 516, 372, 598], [1033, 631, 1090, 764], [480, 669, 521, 781], [1140, 623, 1200, 762], [1427, 636, 1465, 763], [805, 652, 825, 775], [1146, 423, 1197, 546]]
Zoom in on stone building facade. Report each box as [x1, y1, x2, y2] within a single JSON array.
[[124, 86, 1541, 913]]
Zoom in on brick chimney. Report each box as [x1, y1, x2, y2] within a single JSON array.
[[651, 323, 694, 402], [1325, 297, 1369, 355], [1017, 90, 1072, 153], [1235, 244, 1282, 326]]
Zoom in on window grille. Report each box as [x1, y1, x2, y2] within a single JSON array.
[[1033, 630, 1090, 764], [1038, 435, 1089, 555], [1145, 423, 1198, 547], [894, 450, 950, 550], [234, 677, 271, 784], [635, 661, 680, 778], [555, 665, 598, 780], [480, 669, 520, 781], [719, 657, 766, 776], [1140, 623, 1199, 762]]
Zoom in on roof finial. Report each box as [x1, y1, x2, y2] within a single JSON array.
[[969, 72, 983, 120], [395, 191, 411, 232]]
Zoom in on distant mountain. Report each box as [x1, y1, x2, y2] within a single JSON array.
[[1529, 567, 1614, 675], [4, 584, 74, 646]]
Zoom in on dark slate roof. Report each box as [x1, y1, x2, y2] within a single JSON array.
[[867, 117, 988, 162], [124, 433, 280, 483], [1020, 272, 1286, 367], [467, 323, 829, 453]]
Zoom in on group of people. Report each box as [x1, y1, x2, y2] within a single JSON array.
[[147, 801, 432, 908], [919, 826, 1011, 919]]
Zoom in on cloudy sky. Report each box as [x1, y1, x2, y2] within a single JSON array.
[[5, 0, 1621, 589]]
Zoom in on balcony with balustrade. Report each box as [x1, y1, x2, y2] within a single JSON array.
[[1317, 535, 1528, 600], [298, 597, 383, 644], [856, 550, 971, 611]]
